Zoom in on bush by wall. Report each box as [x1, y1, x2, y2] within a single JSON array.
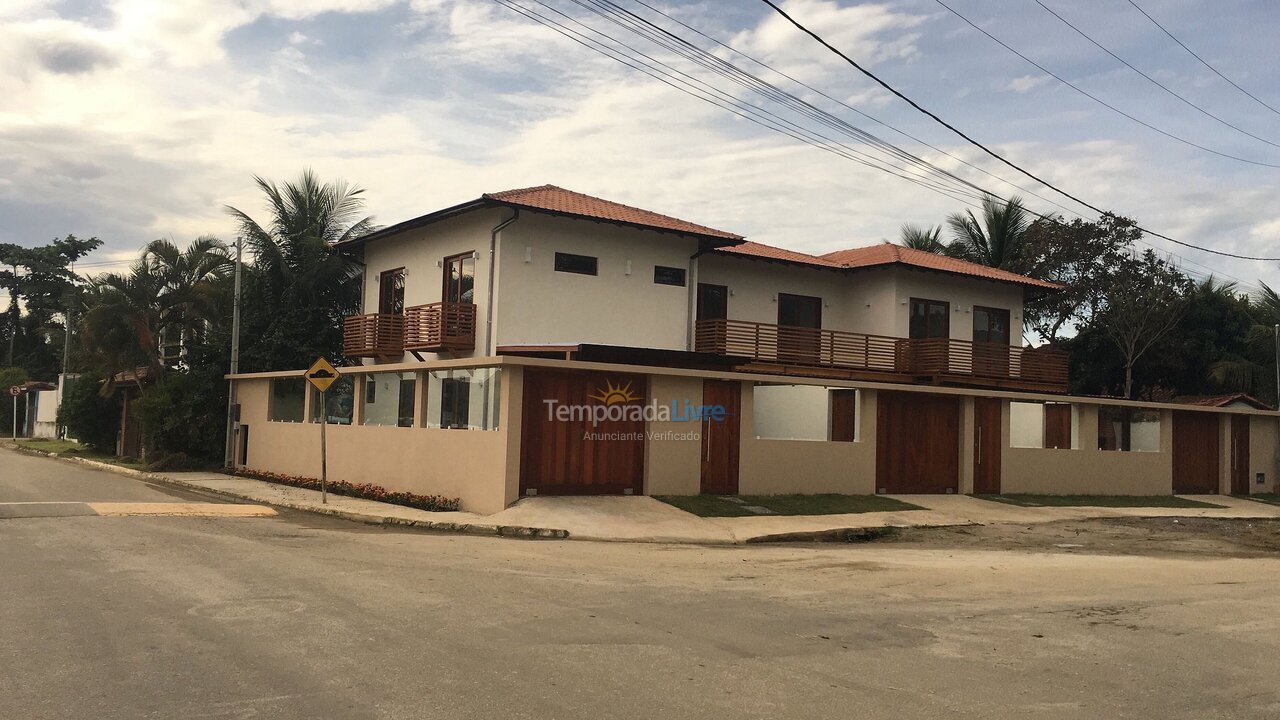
[[58, 373, 120, 452], [233, 468, 461, 512]]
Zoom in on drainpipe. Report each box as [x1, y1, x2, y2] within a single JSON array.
[[486, 210, 519, 357]]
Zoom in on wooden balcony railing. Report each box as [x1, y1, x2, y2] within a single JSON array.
[[404, 302, 476, 353], [695, 319, 1068, 391], [343, 313, 405, 358]]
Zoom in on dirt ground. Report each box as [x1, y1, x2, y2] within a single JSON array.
[[874, 516, 1280, 558]]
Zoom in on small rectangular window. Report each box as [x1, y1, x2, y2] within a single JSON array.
[[753, 384, 856, 441], [653, 265, 686, 286], [269, 378, 306, 423], [554, 252, 598, 276]]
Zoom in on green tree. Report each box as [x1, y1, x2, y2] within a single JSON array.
[[1094, 250, 1194, 398], [225, 168, 373, 371], [1020, 213, 1139, 343], [0, 235, 101, 375], [945, 195, 1031, 269], [897, 223, 946, 253]]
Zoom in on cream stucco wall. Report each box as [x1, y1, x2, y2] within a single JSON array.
[[642, 374, 703, 495], [1001, 404, 1175, 495], [696, 255, 861, 332], [494, 213, 699, 351], [887, 268, 1026, 344], [737, 386, 877, 495], [1249, 415, 1280, 494], [236, 368, 522, 514]]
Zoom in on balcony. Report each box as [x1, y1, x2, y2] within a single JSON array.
[[695, 319, 1068, 393], [343, 313, 405, 358], [404, 302, 476, 354]]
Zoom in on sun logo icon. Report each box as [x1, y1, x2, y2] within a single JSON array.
[[588, 380, 642, 405]]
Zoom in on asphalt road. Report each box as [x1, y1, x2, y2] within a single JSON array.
[[3, 448, 1280, 719]]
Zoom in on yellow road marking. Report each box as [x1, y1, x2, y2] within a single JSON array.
[[85, 503, 277, 518]]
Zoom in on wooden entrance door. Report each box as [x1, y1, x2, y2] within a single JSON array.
[[1172, 411, 1219, 494], [973, 398, 1002, 494], [700, 380, 740, 494], [876, 392, 960, 494], [519, 369, 646, 496], [1231, 415, 1250, 495]]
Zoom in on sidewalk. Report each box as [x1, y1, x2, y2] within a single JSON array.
[[8, 443, 1280, 544]]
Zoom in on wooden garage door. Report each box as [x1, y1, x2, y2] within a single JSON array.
[[876, 391, 960, 494], [519, 368, 646, 496], [1172, 411, 1219, 494]]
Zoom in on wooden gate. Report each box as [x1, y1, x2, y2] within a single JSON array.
[[699, 380, 740, 494], [972, 398, 1002, 495], [519, 369, 646, 496], [1172, 411, 1219, 494], [1231, 415, 1250, 495], [876, 392, 960, 494]]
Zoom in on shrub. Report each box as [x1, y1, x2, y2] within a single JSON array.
[[133, 366, 228, 462], [58, 373, 120, 452], [233, 468, 461, 512]]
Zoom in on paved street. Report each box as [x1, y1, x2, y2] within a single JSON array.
[[3, 449, 1280, 719]]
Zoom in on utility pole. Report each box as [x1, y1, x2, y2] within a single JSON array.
[[59, 300, 72, 439], [223, 237, 243, 468]]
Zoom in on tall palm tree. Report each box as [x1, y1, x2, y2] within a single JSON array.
[[78, 260, 167, 391], [143, 236, 234, 362], [224, 169, 375, 368], [898, 223, 946, 253], [946, 195, 1031, 269]]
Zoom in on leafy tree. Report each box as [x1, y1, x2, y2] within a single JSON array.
[[225, 168, 373, 371], [0, 234, 101, 375], [1020, 213, 1139, 343], [945, 195, 1031, 269], [57, 372, 120, 451], [1094, 250, 1194, 398]]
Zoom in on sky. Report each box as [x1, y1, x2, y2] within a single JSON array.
[[2, 0, 1279, 293]]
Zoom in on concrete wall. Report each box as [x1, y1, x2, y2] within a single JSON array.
[[1249, 415, 1280, 494], [1001, 404, 1175, 495], [236, 367, 521, 514], [495, 213, 699, 351], [643, 374, 703, 495], [738, 387, 877, 495]]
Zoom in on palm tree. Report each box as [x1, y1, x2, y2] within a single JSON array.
[[898, 223, 946, 253], [224, 169, 375, 369], [78, 260, 167, 391], [946, 195, 1031, 269], [143, 236, 234, 363]]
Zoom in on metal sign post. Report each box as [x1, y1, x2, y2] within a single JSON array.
[[305, 358, 339, 505], [319, 389, 328, 504], [9, 386, 21, 441]]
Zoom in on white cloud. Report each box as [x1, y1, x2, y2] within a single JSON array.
[[1002, 74, 1049, 93]]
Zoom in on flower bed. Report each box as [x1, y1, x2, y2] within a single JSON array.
[[233, 469, 460, 512]]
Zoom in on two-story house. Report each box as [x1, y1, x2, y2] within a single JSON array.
[[226, 185, 1279, 513]]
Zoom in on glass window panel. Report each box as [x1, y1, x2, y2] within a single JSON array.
[[1010, 402, 1045, 448], [426, 368, 501, 430], [310, 375, 354, 425], [363, 372, 415, 427], [269, 378, 306, 423]]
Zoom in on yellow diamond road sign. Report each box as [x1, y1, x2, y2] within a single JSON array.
[[305, 357, 339, 393]]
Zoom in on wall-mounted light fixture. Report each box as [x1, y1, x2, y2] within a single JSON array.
[[524, 246, 533, 263], [624, 260, 632, 276]]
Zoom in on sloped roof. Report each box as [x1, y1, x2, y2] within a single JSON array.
[[1173, 393, 1274, 410], [714, 241, 842, 268], [483, 185, 742, 241], [821, 244, 1062, 290]]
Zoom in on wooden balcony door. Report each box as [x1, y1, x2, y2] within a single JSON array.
[[696, 283, 729, 354], [700, 380, 740, 494], [972, 306, 1010, 378], [442, 253, 475, 343], [905, 298, 949, 373], [379, 268, 405, 315], [1231, 415, 1250, 495], [777, 293, 822, 364]]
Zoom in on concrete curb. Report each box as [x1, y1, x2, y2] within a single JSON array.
[[2, 443, 570, 540]]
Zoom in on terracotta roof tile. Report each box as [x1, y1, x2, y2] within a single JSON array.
[[1173, 393, 1274, 410], [483, 185, 742, 241], [714, 241, 842, 268], [820, 244, 1063, 290]]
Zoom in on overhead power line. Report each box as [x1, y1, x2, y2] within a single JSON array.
[[757, 0, 1280, 261], [1125, 0, 1280, 118], [1033, 0, 1280, 149], [930, 0, 1280, 170]]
